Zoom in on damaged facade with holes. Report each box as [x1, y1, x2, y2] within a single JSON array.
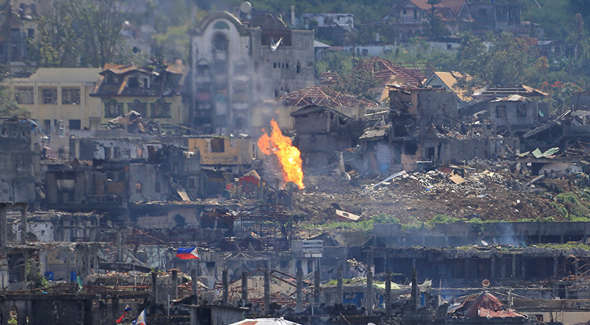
[[290, 106, 363, 168], [89, 62, 188, 134], [459, 85, 551, 138], [0, 121, 41, 205], [358, 86, 520, 174], [45, 138, 204, 212], [190, 12, 315, 134]]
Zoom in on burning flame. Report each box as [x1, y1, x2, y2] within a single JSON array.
[[257, 119, 304, 189]]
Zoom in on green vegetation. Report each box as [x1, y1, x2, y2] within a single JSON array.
[[535, 242, 590, 250], [468, 217, 484, 233], [303, 213, 398, 232], [553, 192, 590, 221], [430, 214, 458, 224]]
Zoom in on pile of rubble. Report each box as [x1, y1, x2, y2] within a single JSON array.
[[293, 160, 579, 225]]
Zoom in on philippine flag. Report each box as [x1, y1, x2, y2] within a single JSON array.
[[132, 309, 146, 325], [176, 246, 199, 260]]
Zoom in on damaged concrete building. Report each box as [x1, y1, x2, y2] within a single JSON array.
[[190, 12, 315, 134], [0, 121, 40, 205], [360, 85, 520, 173]]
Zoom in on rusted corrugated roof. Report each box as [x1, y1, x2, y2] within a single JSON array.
[[449, 291, 524, 319], [281, 86, 379, 108], [474, 84, 549, 98], [354, 57, 424, 86], [491, 94, 528, 102]]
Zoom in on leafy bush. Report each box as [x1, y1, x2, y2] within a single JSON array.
[[431, 214, 458, 224]]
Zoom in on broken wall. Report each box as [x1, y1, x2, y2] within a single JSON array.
[[0, 122, 37, 204], [187, 138, 253, 167], [491, 100, 539, 129], [128, 164, 169, 203]]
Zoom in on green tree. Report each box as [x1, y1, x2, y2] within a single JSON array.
[[29, 0, 137, 68], [456, 32, 536, 92], [77, 0, 127, 67], [0, 86, 26, 118], [426, 0, 442, 39], [28, 0, 81, 67]]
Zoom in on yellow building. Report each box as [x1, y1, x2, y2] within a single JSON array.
[[3, 68, 103, 132], [187, 137, 253, 167], [90, 63, 188, 134]]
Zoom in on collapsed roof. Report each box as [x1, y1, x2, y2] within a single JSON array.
[[448, 291, 524, 318], [280, 86, 379, 108]]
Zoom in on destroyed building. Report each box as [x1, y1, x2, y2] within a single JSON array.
[[90, 62, 188, 135], [291, 105, 363, 167], [0, 121, 40, 205], [365, 85, 519, 172], [190, 12, 315, 134], [461, 85, 551, 137]]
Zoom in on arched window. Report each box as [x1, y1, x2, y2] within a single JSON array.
[[212, 33, 228, 51], [128, 99, 147, 116], [213, 21, 230, 30], [105, 99, 123, 118], [151, 99, 171, 118]]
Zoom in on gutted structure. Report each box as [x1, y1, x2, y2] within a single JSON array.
[[90, 63, 187, 135], [291, 106, 363, 167], [0, 122, 39, 204], [190, 12, 315, 134]]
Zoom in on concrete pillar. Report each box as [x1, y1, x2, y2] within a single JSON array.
[[89, 228, 97, 242], [575, 260, 580, 275], [116, 230, 124, 262], [313, 265, 320, 306], [189, 261, 199, 325], [411, 269, 419, 309], [336, 264, 343, 305], [501, 258, 506, 279], [464, 259, 469, 279], [191, 269, 198, 302], [1, 301, 8, 325], [111, 298, 120, 325], [385, 271, 392, 316], [20, 207, 27, 244], [296, 268, 303, 312], [222, 269, 228, 306], [241, 271, 248, 307], [172, 269, 179, 300], [521, 258, 526, 279], [491, 256, 495, 279], [16, 302, 26, 325], [151, 272, 158, 304], [0, 206, 6, 252], [512, 255, 516, 279], [366, 269, 373, 316], [23, 251, 29, 287], [30, 259, 37, 283], [264, 266, 270, 315], [554, 257, 559, 275], [190, 307, 197, 325], [84, 299, 93, 325]]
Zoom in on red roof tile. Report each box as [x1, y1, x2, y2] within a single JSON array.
[[449, 292, 524, 319]]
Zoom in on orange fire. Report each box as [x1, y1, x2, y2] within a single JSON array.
[[257, 119, 304, 189]]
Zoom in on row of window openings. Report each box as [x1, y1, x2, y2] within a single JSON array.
[[495, 105, 527, 118], [105, 100, 171, 118], [135, 179, 197, 193], [9, 28, 34, 39], [17, 89, 80, 105], [273, 62, 303, 73], [41, 119, 82, 132]]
